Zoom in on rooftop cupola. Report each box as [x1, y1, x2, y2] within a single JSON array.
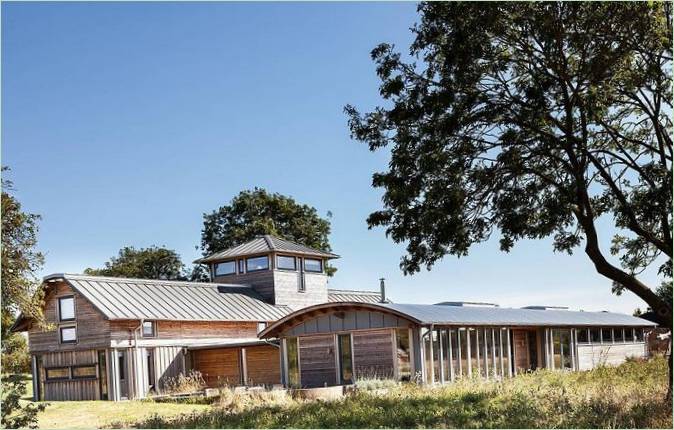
[[194, 235, 339, 310]]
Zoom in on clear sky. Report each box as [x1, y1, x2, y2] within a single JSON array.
[[2, 2, 658, 314]]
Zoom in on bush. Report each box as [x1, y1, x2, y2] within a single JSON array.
[[1, 374, 47, 429], [158, 370, 206, 395], [132, 357, 672, 428]]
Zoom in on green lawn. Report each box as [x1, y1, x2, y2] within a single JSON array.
[[15, 356, 672, 428]]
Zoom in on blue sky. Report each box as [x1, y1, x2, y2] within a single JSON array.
[[2, 2, 657, 313]]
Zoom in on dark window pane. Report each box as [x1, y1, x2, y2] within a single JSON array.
[[590, 328, 601, 343], [635, 328, 645, 342], [432, 329, 440, 383], [422, 328, 432, 383], [304, 258, 322, 273], [440, 330, 450, 381], [459, 328, 468, 377], [215, 261, 236, 276], [142, 321, 155, 337], [147, 349, 155, 388], [469, 328, 479, 377], [277, 255, 296, 270], [338, 334, 353, 384], [396, 329, 411, 381], [552, 330, 562, 369], [98, 350, 108, 400], [615, 328, 625, 343], [59, 297, 75, 321], [46, 367, 70, 380], [560, 330, 572, 369], [60, 326, 77, 343], [601, 328, 613, 343], [72, 365, 97, 379], [577, 329, 589, 343], [246, 256, 269, 272], [238, 259, 244, 274]]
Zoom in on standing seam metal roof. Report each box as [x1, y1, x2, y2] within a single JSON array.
[[195, 235, 339, 263], [51, 273, 292, 322], [327, 289, 387, 304]]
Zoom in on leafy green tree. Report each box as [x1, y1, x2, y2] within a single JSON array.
[[1, 167, 47, 427], [85, 246, 188, 280], [200, 188, 335, 274], [346, 2, 671, 328]]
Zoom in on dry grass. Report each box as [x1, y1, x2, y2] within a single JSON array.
[[134, 356, 672, 429]]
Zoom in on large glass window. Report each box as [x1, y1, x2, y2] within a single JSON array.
[[577, 328, 589, 343], [338, 334, 353, 384], [277, 255, 297, 271], [59, 296, 75, 321], [60, 326, 77, 343], [45, 367, 70, 381], [485, 329, 493, 377], [147, 349, 155, 389], [142, 321, 156, 337], [215, 260, 236, 276], [72, 365, 97, 379], [422, 328, 432, 384], [478, 328, 486, 377], [396, 329, 412, 381], [286, 337, 300, 388], [246, 256, 269, 272], [615, 328, 625, 343], [560, 330, 572, 369], [501, 328, 510, 377], [459, 329, 468, 377], [552, 330, 562, 369], [590, 328, 601, 343], [601, 328, 613, 343], [635, 328, 645, 342], [304, 258, 323, 273], [432, 329, 440, 383], [494, 329, 502, 377], [469, 328, 479, 377], [449, 329, 458, 380], [440, 330, 450, 382]]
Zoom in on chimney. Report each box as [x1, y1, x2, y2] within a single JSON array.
[[379, 278, 386, 303]]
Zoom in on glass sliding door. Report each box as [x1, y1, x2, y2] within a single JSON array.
[[560, 330, 572, 370], [395, 329, 412, 381]]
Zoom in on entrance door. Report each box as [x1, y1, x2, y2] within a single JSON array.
[[337, 334, 353, 385], [117, 350, 128, 399]]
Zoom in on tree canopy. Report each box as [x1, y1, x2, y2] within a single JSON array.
[[200, 188, 334, 273], [346, 2, 672, 327], [84, 246, 205, 281]]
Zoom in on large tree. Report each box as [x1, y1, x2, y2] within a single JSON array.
[[84, 246, 204, 281], [346, 3, 671, 325], [200, 188, 334, 272]]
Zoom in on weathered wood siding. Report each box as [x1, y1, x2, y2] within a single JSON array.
[[512, 330, 529, 372], [273, 270, 328, 310], [191, 348, 241, 387], [109, 320, 260, 346], [299, 334, 336, 388], [285, 310, 411, 337], [40, 350, 101, 401], [28, 281, 110, 353], [577, 343, 647, 370], [352, 329, 395, 379], [245, 345, 281, 386]]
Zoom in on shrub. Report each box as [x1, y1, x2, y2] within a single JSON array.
[[158, 370, 205, 395]]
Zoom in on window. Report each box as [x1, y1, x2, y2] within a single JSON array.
[[215, 260, 236, 276], [277, 255, 297, 271], [601, 328, 613, 343], [257, 322, 267, 334], [469, 328, 479, 377], [432, 329, 440, 383], [238, 259, 245, 274], [45, 367, 70, 381], [147, 349, 155, 388], [59, 296, 75, 321], [142, 321, 156, 337], [72, 365, 97, 379], [577, 328, 589, 343], [615, 328, 625, 343], [635, 328, 645, 342], [396, 328, 412, 381], [304, 258, 322, 273], [459, 328, 468, 377], [590, 328, 601, 343], [338, 334, 353, 385], [246, 256, 269, 272], [286, 337, 300, 388], [560, 330, 572, 369], [98, 350, 108, 400], [60, 326, 77, 343]]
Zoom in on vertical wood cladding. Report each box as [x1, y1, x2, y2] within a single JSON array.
[[299, 334, 336, 388], [245, 345, 281, 386], [39, 350, 101, 401], [28, 281, 110, 353], [191, 348, 241, 387], [511, 330, 529, 372], [352, 330, 395, 379]]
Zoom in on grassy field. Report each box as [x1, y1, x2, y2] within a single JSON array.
[[133, 357, 672, 429], [15, 356, 671, 428]]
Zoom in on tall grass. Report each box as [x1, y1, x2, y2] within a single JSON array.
[[133, 356, 672, 429]]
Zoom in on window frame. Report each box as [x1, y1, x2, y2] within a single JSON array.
[[71, 364, 98, 380], [304, 258, 323, 273], [58, 295, 76, 322], [59, 326, 77, 344], [45, 366, 71, 381], [257, 322, 267, 334], [577, 328, 590, 344], [142, 321, 157, 338], [214, 260, 237, 276], [246, 255, 270, 273], [276, 255, 297, 271], [601, 328, 613, 344]]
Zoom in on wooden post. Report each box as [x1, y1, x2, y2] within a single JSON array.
[[506, 329, 512, 378], [438, 329, 445, 383], [466, 329, 472, 377], [448, 329, 454, 382], [429, 326, 435, 384]]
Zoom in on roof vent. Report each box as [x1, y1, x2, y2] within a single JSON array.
[[522, 305, 569, 310], [436, 301, 499, 308]]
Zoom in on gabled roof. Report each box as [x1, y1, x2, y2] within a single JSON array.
[[30, 274, 292, 324], [195, 235, 339, 264], [327, 289, 388, 304]]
